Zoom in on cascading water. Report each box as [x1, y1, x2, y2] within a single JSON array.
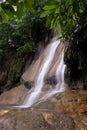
[[55, 50, 66, 90], [38, 49, 66, 102], [16, 38, 61, 108]]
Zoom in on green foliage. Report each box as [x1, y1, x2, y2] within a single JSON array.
[[0, 0, 34, 22], [0, 21, 14, 48], [24, 0, 34, 13], [0, 40, 6, 49], [8, 58, 25, 83], [0, 18, 37, 58], [0, 0, 50, 92], [0, 0, 49, 22], [0, 0, 48, 52], [0, 49, 3, 62], [17, 42, 36, 57], [40, 0, 87, 41]]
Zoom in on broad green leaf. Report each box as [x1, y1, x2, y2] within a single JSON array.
[[50, 18, 55, 29], [46, 14, 53, 26], [79, 9, 84, 13], [0, 8, 9, 21], [65, 0, 71, 8], [55, 8, 59, 14], [24, 0, 34, 13], [67, 6, 73, 17], [40, 11, 51, 18], [47, 0, 58, 5], [16, 2, 24, 18], [3, 9, 15, 17], [43, 5, 56, 10], [73, 14, 76, 20], [1, 3, 15, 14]]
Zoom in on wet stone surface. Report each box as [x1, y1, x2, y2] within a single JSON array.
[[0, 90, 87, 130]]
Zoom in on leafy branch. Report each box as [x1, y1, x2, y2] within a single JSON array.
[[40, 0, 87, 41], [0, 0, 34, 22]]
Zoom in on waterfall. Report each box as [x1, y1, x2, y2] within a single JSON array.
[[55, 50, 66, 91], [15, 38, 60, 108], [15, 34, 65, 108], [37, 50, 66, 103]]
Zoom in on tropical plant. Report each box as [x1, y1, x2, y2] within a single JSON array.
[[0, 0, 48, 54], [0, 0, 34, 22], [40, 0, 87, 41]]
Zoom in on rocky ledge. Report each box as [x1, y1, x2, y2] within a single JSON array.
[[0, 90, 87, 130]]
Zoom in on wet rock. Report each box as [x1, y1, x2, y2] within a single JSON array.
[[0, 109, 75, 130], [0, 90, 87, 130], [45, 76, 57, 85], [22, 43, 64, 86], [20, 78, 34, 89], [55, 90, 87, 114], [43, 112, 75, 130], [0, 85, 28, 105], [64, 40, 87, 89]]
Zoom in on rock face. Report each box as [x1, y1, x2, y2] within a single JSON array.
[[0, 49, 32, 94], [0, 110, 75, 130], [0, 85, 28, 105], [0, 90, 87, 130], [64, 40, 87, 90], [64, 20, 87, 90], [22, 42, 64, 88]]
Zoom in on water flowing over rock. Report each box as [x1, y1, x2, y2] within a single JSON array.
[[14, 36, 66, 108]]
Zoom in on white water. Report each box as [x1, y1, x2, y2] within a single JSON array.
[[16, 39, 61, 108], [55, 50, 66, 91], [36, 50, 66, 103], [56, 50, 66, 87]]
